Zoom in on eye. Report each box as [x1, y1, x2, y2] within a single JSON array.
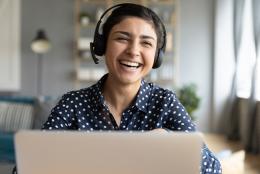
[[142, 41, 153, 47], [115, 37, 129, 42]]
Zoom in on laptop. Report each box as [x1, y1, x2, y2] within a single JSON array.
[[15, 130, 203, 174]]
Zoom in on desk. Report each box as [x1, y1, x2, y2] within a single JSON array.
[[203, 133, 260, 174]]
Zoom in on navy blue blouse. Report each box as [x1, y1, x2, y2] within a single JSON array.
[[42, 74, 222, 174]]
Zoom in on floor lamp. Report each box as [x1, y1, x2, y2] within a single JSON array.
[[31, 29, 51, 96]]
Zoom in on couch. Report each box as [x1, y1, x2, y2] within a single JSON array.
[[0, 96, 59, 174]]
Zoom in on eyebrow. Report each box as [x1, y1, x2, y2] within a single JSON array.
[[113, 31, 156, 41]]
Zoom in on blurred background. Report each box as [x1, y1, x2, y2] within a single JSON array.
[[0, 0, 260, 173], [1, 0, 216, 132]]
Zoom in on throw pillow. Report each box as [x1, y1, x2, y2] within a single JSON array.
[[0, 96, 35, 132]]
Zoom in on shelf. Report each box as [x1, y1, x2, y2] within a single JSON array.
[[73, 0, 179, 89], [76, 68, 107, 81], [80, 0, 108, 4], [148, 0, 177, 5], [79, 23, 98, 28]]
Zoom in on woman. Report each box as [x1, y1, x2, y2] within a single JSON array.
[[42, 3, 221, 174]]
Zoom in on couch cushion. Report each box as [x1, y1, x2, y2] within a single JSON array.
[[0, 131, 15, 163], [0, 96, 35, 132], [0, 96, 34, 105]]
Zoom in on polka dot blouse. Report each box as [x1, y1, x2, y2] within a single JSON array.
[[42, 74, 222, 174]]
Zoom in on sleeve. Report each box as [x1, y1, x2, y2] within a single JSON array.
[[164, 92, 222, 174], [200, 145, 222, 174], [42, 93, 76, 130], [163, 91, 196, 132]]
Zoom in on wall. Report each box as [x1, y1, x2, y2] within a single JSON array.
[[20, 0, 74, 96], [19, 0, 215, 132], [178, 0, 215, 132]]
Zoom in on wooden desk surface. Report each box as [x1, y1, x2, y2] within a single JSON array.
[[203, 133, 260, 174]]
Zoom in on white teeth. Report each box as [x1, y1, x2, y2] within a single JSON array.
[[120, 60, 139, 67]]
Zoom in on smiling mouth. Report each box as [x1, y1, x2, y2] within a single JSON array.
[[119, 60, 142, 68]]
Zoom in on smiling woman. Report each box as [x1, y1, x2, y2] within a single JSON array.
[[102, 16, 158, 125], [38, 3, 222, 174]]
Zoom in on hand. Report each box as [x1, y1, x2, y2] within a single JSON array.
[[150, 128, 168, 133]]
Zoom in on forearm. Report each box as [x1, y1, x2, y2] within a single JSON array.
[[200, 144, 222, 174]]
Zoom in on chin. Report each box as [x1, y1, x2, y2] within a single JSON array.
[[118, 76, 142, 85]]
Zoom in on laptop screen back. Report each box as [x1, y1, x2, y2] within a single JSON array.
[[15, 131, 202, 174]]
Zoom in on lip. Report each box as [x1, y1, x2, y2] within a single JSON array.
[[119, 60, 143, 68]]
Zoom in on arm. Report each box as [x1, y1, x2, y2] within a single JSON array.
[[164, 92, 222, 174], [42, 93, 75, 130], [200, 144, 222, 174]]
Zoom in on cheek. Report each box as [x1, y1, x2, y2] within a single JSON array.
[[105, 42, 124, 58], [104, 44, 124, 69], [104, 43, 116, 63]]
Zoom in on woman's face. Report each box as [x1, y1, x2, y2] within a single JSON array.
[[105, 17, 157, 86]]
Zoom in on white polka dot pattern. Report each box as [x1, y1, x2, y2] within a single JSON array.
[[42, 74, 222, 174]]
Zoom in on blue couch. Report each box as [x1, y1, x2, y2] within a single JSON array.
[[0, 96, 59, 174]]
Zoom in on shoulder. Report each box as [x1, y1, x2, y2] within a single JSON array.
[[148, 82, 177, 99], [59, 84, 96, 103]]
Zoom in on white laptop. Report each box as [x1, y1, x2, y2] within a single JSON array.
[[15, 130, 203, 174]]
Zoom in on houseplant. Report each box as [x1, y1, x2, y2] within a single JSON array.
[[177, 84, 200, 121]]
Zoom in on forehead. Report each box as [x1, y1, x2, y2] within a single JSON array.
[[110, 17, 157, 38]]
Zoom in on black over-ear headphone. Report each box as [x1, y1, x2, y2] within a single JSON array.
[[90, 3, 167, 69]]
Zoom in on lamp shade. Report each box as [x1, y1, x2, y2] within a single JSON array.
[[31, 30, 51, 54]]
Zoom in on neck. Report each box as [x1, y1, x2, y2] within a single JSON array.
[[102, 75, 141, 112]]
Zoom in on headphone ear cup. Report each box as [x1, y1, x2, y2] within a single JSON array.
[[93, 34, 105, 56], [152, 49, 163, 69]]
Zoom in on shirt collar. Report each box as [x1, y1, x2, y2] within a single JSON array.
[[92, 74, 151, 113], [134, 80, 151, 113], [92, 74, 108, 107]]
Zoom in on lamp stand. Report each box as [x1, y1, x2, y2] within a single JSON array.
[[37, 53, 43, 96]]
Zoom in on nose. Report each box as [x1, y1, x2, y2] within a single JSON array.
[[126, 40, 140, 57]]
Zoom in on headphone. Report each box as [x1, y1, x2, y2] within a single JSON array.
[[90, 3, 166, 69]]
